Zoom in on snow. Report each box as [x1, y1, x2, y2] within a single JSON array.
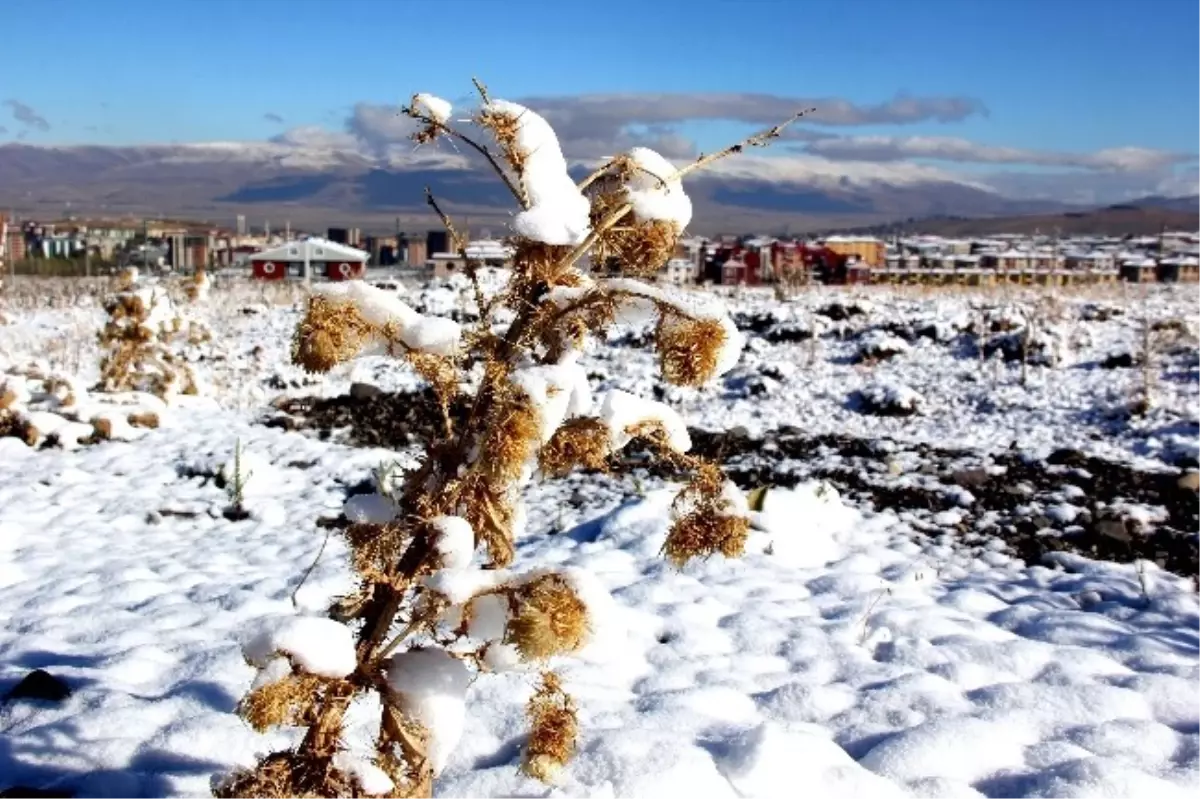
[[243, 615, 358, 679], [332, 751, 394, 796], [344, 491, 400, 524], [313, 280, 462, 357], [482, 99, 591, 247], [385, 648, 473, 776], [625, 147, 694, 230], [509, 358, 592, 446], [749, 481, 861, 567], [0, 277, 1197, 797], [412, 93, 452, 125], [431, 515, 475, 571], [598, 389, 692, 452], [860, 380, 923, 413]]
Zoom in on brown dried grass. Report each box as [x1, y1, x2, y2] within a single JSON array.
[[239, 673, 325, 732], [520, 671, 578, 784], [0, 409, 34, 446], [406, 352, 459, 400], [214, 751, 355, 799], [455, 474, 517, 568], [128, 412, 160, 429]]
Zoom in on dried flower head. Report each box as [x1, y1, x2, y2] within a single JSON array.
[[662, 464, 749, 566], [239, 673, 324, 732], [344, 521, 410, 583], [506, 574, 590, 661], [477, 106, 526, 174], [664, 510, 749, 567], [655, 314, 727, 387], [520, 671, 578, 784], [478, 389, 541, 485], [538, 417, 611, 478], [292, 295, 375, 373]]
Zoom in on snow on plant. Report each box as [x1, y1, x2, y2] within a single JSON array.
[[216, 78, 807, 799], [96, 268, 211, 399], [0, 361, 163, 449], [185, 267, 212, 303]]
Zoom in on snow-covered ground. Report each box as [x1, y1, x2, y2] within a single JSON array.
[[1, 274, 1197, 798]]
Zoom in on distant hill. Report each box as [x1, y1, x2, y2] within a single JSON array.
[[820, 196, 1199, 238], [0, 141, 1073, 236]]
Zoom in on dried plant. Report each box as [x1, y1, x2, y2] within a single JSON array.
[[520, 671, 578, 783], [95, 269, 210, 398], [217, 78, 805, 798]]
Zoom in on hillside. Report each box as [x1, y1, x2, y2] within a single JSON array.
[[822, 198, 1199, 237]]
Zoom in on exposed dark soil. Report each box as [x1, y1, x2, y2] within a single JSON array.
[[672, 428, 1198, 580], [264, 389, 472, 450], [261, 390, 1199, 581]]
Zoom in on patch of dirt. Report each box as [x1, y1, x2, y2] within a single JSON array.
[[263, 389, 472, 449], [263, 389, 1199, 580], [668, 429, 1199, 580]]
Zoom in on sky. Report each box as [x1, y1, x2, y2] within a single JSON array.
[[1, 0, 1197, 202]]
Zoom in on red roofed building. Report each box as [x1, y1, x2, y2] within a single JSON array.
[[250, 237, 369, 281]]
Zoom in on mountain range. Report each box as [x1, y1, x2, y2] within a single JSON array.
[[0, 141, 1195, 236]]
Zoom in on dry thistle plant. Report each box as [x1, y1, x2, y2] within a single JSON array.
[[216, 80, 806, 799], [95, 267, 211, 398]]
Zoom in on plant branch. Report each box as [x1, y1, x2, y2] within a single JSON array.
[[404, 106, 527, 208], [424, 187, 490, 321], [291, 526, 333, 609], [675, 107, 815, 181], [558, 109, 813, 276], [471, 76, 492, 105]]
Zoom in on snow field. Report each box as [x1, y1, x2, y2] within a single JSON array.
[[0, 275, 1196, 797]]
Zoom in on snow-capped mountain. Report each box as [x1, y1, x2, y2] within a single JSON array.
[[0, 140, 1073, 230]]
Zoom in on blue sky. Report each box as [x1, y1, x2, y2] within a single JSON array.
[[1, 0, 1196, 201], [1, 0, 1195, 149]]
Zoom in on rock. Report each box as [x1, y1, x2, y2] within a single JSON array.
[[1094, 518, 1131, 543], [1047, 448, 1089, 467], [1100, 352, 1136, 369], [1178, 471, 1200, 492], [5, 669, 71, 702], [349, 382, 383, 401], [951, 468, 990, 488]]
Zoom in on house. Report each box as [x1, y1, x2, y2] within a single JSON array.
[[249, 236, 370, 281], [721, 256, 750, 285], [996, 248, 1030, 271], [662, 258, 694, 285], [1119, 257, 1158, 283], [822, 235, 884, 267], [1157, 256, 1200, 283]]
